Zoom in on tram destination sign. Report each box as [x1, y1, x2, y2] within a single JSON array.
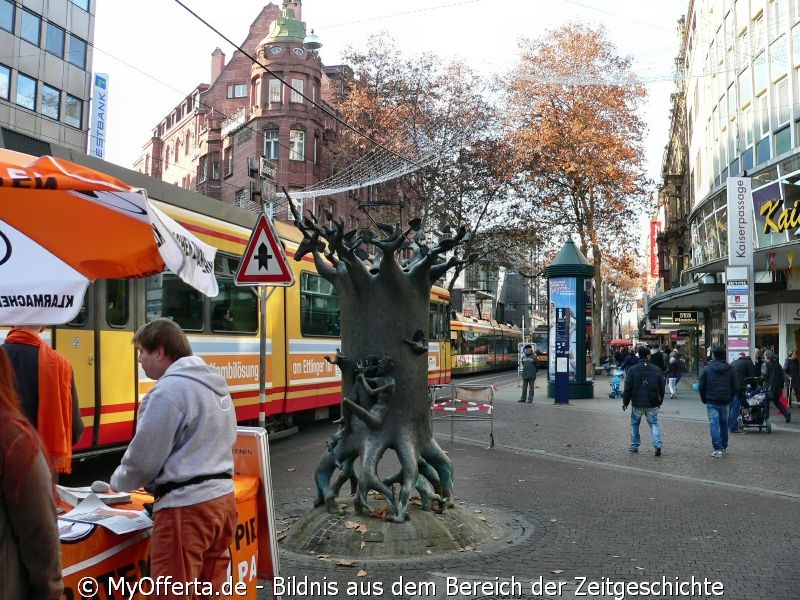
[[672, 311, 698, 324]]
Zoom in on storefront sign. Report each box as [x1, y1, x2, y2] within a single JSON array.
[[727, 322, 750, 336], [727, 294, 748, 308], [725, 265, 753, 360], [672, 311, 698, 324], [726, 177, 753, 265], [754, 304, 779, 325], [728, 309, 748, 321]]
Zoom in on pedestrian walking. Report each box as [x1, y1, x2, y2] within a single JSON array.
[[110, 319, 238, 596], [730, 351, 756, 433], [518, 344, 537, 404], [667, 350, 680, 398], [622, 346, 665, 456], [761, 349, 791, 423], [698, 346, 735, 457], [649, 345, 666, 371], [2, 325, 84, 473], [782, 349, 800, 407], [0, 347, 62, 600]]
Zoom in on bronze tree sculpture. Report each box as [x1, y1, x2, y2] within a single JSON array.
[[291, 201, 471, 522]]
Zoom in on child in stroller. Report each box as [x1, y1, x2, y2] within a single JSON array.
[[741, 376, 772, 433], [608, 367, 624, 398]]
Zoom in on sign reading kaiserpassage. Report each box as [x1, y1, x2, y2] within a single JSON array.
[[235, 214, 295, 286]]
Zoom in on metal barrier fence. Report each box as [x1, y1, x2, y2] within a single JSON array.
[[430, 383, 494, 448]]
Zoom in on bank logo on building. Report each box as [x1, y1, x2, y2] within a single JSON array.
[[94, 74, 107, 89]]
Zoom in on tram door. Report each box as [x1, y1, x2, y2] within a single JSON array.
[[54, 280, 139, 452]]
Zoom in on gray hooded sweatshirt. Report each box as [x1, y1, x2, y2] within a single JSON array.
[[111, 355, 236, 511]]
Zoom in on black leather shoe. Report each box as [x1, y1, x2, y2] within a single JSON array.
[[786, 413, 791, 423], [654, 447, 661, 456], [517, 399, 526, 403]]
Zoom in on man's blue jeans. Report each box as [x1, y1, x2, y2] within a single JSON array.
[[729, 394, 742, 431], [630, 407, 661, 450], [706, 403, 730, 450]]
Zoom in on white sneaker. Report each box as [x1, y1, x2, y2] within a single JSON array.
[[711, 450, 723, 458]]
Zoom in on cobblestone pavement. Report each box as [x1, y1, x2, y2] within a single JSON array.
[[261, 372, 800, 600]]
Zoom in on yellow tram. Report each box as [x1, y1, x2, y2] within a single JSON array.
[[3, 186, 452, 457]]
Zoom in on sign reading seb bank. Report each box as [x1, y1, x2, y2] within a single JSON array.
[[726, 177, 753, 265]]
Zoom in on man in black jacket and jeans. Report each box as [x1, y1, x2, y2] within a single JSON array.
[[698, 346, 735, 457], [622, 346, 665, 456]]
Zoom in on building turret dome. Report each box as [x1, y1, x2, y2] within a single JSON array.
[[259, 8, 306, 46]]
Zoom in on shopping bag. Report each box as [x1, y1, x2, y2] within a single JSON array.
[[778, 391, 789, 411]]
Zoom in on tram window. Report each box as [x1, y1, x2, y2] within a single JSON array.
[[106, 280, 129, 327], [211, 255, 257, 333], [145, 273, 203, 331], [300, 272, 340, 336], [66, 296, 88, 326], [428, 302, 449, 341]]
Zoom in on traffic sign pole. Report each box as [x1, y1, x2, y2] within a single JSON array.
[[258, 287, 276, 429], [235, 212, 295, 430]]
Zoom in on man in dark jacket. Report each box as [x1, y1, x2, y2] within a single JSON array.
[[622, 346, 665, 456], [518, 344, 537, 403], [698, 346, 735, 457], [649, 345, 666, 371], [762, 349, 791, 423], [730, 351, 756, 433]]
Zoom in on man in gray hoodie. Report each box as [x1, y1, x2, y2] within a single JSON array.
[[111, 318, 237, 594]]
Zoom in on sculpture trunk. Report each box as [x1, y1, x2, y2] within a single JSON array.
[[292, 208, 463, 522]]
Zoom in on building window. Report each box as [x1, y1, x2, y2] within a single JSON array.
[[268, 79, 281, 103], [775, 125, 791, 155], [742, 146, 754, 171], [226, 83, 246, 98], [41, 84, 60, 119], [264, 129, 279, 160], [291, 78, 304, 103], [164, 146, 170, 169], [756, 93, 769, 137], [185, 130, 191, 155], [70, 0, 89, 10], [739, 67, 752, 107], [756, 136, 771, 164], [45, 23, 65, 58], [754, 52, 768, 92], [198, 155, 208, 182], [289, 129, 305, 161], [20, 9, 40, 46], [211, 152, 220, 179], [0, 0, 13, 33], [68, 34, 87, 69], [64, 94, 82, 128], [224, 146, 233, 177], [234, 189, 246, 207], [0, 64, 9, 100], [776, 78, 790, 126], [16, 73, 36, 110]]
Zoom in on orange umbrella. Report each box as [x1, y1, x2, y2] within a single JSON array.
[[0, 149, 218, 324]]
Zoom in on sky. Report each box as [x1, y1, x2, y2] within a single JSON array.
[[93, 0, 687, 182]]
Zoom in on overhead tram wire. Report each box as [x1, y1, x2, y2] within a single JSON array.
[[172, 0, 426, 174]]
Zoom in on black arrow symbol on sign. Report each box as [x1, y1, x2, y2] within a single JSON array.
[[256, 242, 273, 271]]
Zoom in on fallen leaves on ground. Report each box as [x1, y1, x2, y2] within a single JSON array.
[[477, 516, 488, 522], [356, 570, 368, 577], [425, 549, 432, 555], [360, 541, 366, 550], [287, 468, 296, 472], [356, 524, 368, 534], [369, 506, 389, 519], [549, 518, 558, 523], [316, 554, 330, 561], [345, 521, 360, 529], [551, 569, 564, 574], [337, 559, 355, 567]]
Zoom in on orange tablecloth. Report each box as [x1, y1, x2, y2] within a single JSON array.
[[61, 476, 259, 599]]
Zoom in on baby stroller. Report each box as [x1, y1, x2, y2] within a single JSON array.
[[741, 376, 772, 433], [608, 367, 623, 398]]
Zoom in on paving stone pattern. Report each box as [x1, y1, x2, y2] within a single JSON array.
[[262, 373, 800, 600]]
